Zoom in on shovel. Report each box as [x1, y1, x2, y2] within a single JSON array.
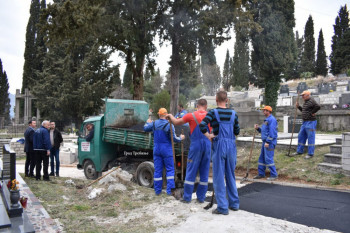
[[181, 129, 184, 181], [168, 120, 177, 178], [76, 166, 120, 189], [241, 129, 257, 184], [204, 190, 215, 210], [287, 92, 300, 157]]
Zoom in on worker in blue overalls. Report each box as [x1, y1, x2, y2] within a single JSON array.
[[200, 91, 240, 215], [174, 104, 188, 119], [254, 105, 278, 181], [144, 108, 185, 196], [166, 99, 211, 203]]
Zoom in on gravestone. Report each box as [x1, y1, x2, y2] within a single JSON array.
[[288, 116, 303, 133], [297, 82, 308, 94]]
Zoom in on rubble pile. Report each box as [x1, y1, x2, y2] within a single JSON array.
[[87, 168, 133, 199]]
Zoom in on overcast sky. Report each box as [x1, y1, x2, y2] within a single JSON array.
[[0, 0, 348, 94]]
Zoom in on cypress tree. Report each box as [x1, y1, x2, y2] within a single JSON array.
[[294, 31, 304, 78], [22, 0, 41, 92], [144, 67, 152, 81], [334, 29, 350, 74], [232, 27, 250, 88], [0, 59, 11, 123], [330, 5, 349, 74], [222, 50, 231, 91], [122, 64, 133, 93], [179, 55, 200, 98], [315, 29, 328, 76], [201, 40, 221, 96], [301, 15, 315, 75], [250, 0, 295, 112]]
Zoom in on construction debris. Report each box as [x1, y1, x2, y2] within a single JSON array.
[[108, 183, 127, 192], [88, 188, 105, 200]]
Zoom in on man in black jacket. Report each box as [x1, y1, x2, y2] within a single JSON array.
[[292, 90, 321, 159], [24, 120, 37, 177], [49, 121, 63, 177]]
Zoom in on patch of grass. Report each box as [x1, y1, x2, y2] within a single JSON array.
[[24, 176, 163, 232], [334, 173, 345, 179], [72, 204, 90, 211], [331, 179, 341, 185], [236, 144, 350, 188]]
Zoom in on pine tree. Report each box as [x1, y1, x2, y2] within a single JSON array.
[[33, 37, 116, 125], [330, 5, 349, 75], [250, 0, 295, 112], [222, 50, 231, 91], [22, 0, 41, 92], [0, 59, 11, 124], [301, 15, 315, 75], [315, 29, 328, 76]]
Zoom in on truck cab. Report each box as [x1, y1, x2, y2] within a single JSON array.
[[77, 115, 115, 179]]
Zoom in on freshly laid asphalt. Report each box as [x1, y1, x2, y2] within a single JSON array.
[[236, 182, 350, 233]]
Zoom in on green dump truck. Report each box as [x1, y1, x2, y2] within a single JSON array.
[[77, 99, 187, 188]]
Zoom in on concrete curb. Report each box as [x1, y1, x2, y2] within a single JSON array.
[[236, 176, 350, 193]]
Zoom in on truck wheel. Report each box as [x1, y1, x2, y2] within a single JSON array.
[[136, 161, 154, 188], [84, 160, 100, 180]]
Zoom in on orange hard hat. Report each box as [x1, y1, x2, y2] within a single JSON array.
[[261, 105, 273, 112], [158, 108, 168, 115]]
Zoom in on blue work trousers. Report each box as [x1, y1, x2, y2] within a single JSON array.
[[297, 121, 317, 156], [212, 139, 239, 214], [183, 139, 211, 202], [153, 151, 175, 195], [258, 142, 278, 177]]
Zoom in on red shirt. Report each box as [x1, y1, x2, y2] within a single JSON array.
[[182, 110, 211, 134]]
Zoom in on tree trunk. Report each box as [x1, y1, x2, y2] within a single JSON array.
[[132, 55, 145, 100], [170, 16, 181, 115]]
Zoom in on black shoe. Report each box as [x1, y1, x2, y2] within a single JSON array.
[[56, 173, 59, 177], [49, 172, 55, 176], [229, 207, 239, 211], [43, 178, 51, 182], [196, 199, 204, 204], [253, 175, 265, 179], [29, 174, 35, 178], [212, 209, 228, 215], [36, 178, 41, 181], [25, 174, 29, 177]]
